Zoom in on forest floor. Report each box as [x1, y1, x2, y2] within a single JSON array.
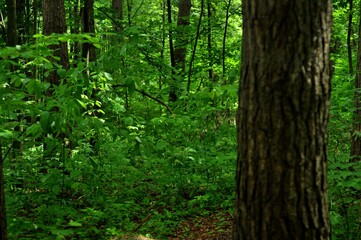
[[122, 212, 233, 240], [169, 212, 233, 240]]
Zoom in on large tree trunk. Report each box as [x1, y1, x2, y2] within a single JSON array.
[[42, 0, 69, 85], [235, 1, 332, 239]]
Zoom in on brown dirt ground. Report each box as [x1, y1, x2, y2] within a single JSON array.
[[168, 212, 234, 240], [117, 212, 233, 240]]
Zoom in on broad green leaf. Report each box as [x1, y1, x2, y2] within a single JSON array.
[[0, 130, 14, 139]]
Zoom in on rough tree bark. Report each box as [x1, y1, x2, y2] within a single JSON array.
[[235, 1, 332, 239]]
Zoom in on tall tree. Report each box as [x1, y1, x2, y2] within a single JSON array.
[[112, 0, 124, 32], [69, 0, 82, 61], [351, 3, 361, 161], [207, 0, 213, 82], [187, 0, 203, 93], [82, 0, 96, 63], [235, 1, 332, 239], [42, 0, 69, 85], [221, 0, 231, 83], [169, 0, 192, 101], [174, 0, 192, 73], [6, 0, 17, 46], [347, 0, 354, 74], [167, 0, 176, 101]]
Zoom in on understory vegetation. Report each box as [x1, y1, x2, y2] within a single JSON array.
[[0, 0, 361, 239]]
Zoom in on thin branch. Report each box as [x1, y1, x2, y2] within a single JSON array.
[[112, 84, 173, 114]]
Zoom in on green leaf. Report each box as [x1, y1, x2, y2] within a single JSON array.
[[57, 68, 67, 78], [156, 139, 166, 150], [76, 99, 88, 110], [68, 220, 82, 227], [124, 116, 133, 125], [135, 136, 142, 143], [0, 130, 14, 139], [40, 111, 50, 130], [103, 72, 113, 81], [25, 123, 42, 137]]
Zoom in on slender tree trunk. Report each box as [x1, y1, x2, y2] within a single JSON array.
[[159, 0, 167, 91], [167, 0, 177, 102], [6, 0, 17, 46], [33, 0, 38, 35], [69, 0, 81, 61], [221, 0, 231, 83], [126, 0, 132, 26], [348, 0, 353, 74], [351, 3, 361, 161], [207, 0, 213, 82], [187, 0, 203, 93], [235, 1, 332, 239], [82, 0, 96, 63]]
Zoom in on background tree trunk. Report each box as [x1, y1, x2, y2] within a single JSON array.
[[6, 0, 17, 46], [169, 0, 192, 101], [167, 0, 177, 102], [42, 0, 69, 85], [347, 0, 353, 74], [207, 0, 213, 82], [221, 0, 231, 83], [174, 0, 192, 72], [82, 0, 96, 63], [187, 0, 203, 93], [112, 0, 124, 32], [235, 1, 332, 239]]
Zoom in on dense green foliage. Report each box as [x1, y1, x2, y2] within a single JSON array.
[[0, 0, 361, 239], [329, 1, 361, 239], [0, 0, 239, 239]]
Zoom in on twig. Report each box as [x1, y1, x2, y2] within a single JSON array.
[[112, 84, 173, 114], [131, 213, 153, 233]]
